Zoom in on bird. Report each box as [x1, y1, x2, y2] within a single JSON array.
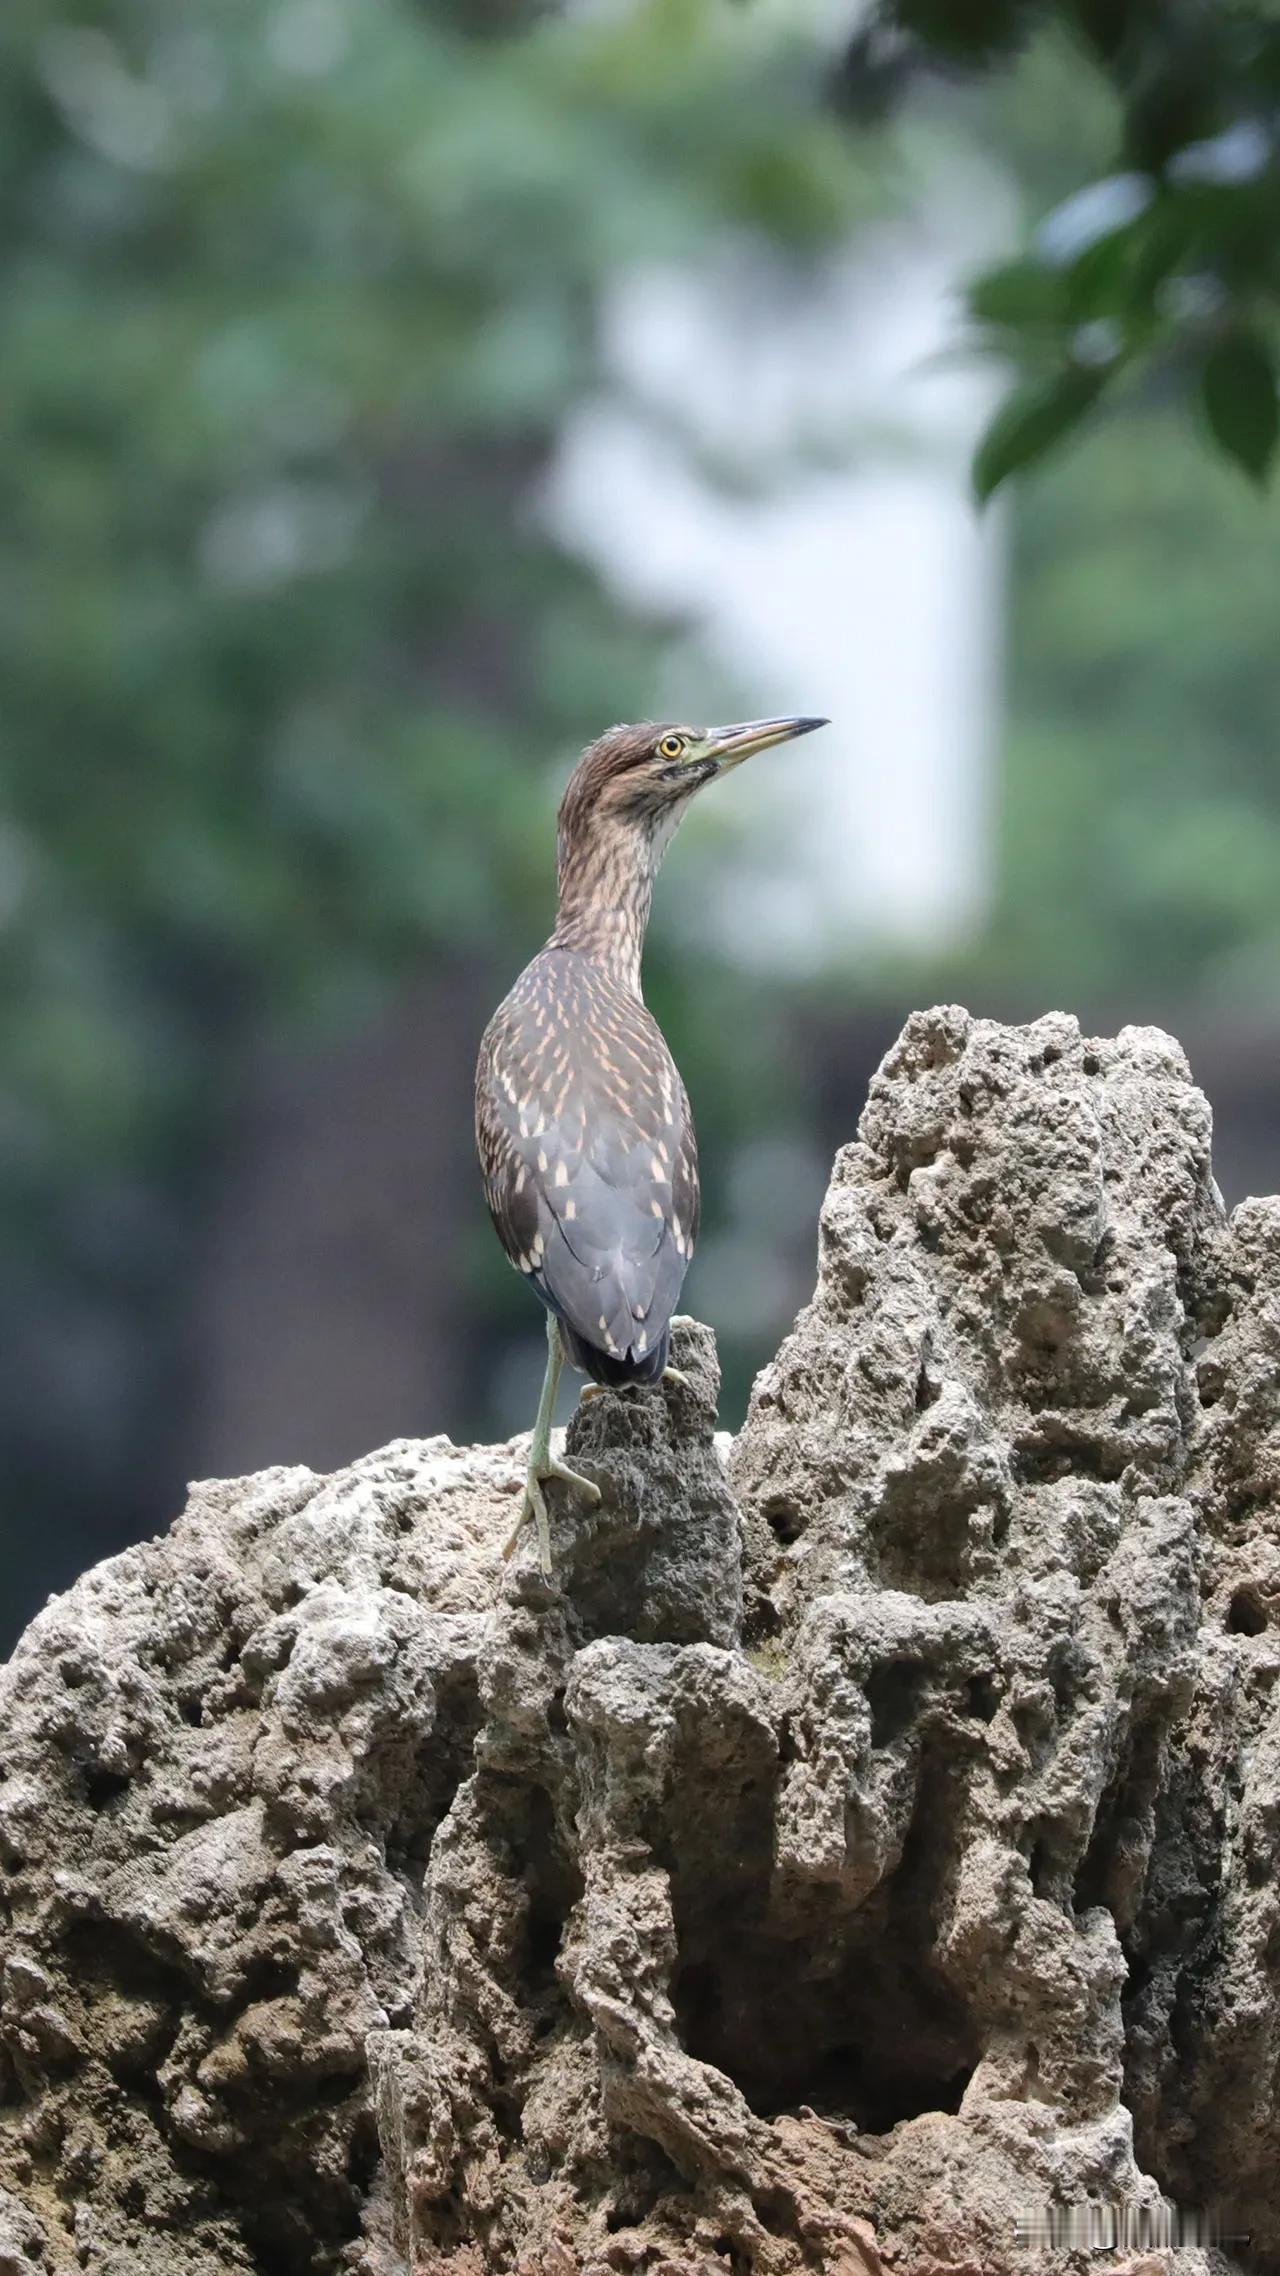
[[476, 713, 828, 1574]]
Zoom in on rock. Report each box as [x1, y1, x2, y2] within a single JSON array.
[[0, 1009, 1275, 2273]]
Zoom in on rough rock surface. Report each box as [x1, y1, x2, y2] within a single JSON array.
[[2, 1008, 1277, 2274]]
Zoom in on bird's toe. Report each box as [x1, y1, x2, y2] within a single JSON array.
[[546, 1455, 601, 1506]]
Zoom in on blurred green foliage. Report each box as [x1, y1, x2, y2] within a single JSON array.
[[6, 0, 1280, 1639], [972, 26, 1280, 1009], [838, 19, 1280, 1016], [968, 407, 1280, 1006], [843, 0, 1280, 493], [0, 0, 875, 1597]]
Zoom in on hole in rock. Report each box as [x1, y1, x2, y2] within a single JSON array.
[[310, 2067, 366, 2110], [1012, 1436, 1127, 1486], [914, 1362, 939, 1412], [763, 1495, 805, 1546], [164, 2095, 369, 2276], [239, 1958, 300, 2005], [1073, 1724, 1162, 1925], [81, 1765, 131, 1811], [669, 1756, 978, 2137], [63, 1916, 188, 2004], [965, 1674, 999, 1723], [1012, 1701, 1051, 1768], [602, 2143, 685, 2233], [520, 1785, 582, 2022], [1227, 1587, 1267, 1637], [709, 2235, 750, 2275], [384, 1661, 481, 1892], [1028, 1834, 1067, 1904], [243, 2217, 325, 2276], [867, 1659, 925, 1748], [743, 1592, 783, 1654], [1196, 1364, 1224, 1409], [1048, 1646, 1079, 1720], [752, 2186, 795, 2237]]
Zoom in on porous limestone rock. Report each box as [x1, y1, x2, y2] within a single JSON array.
[[2, 1009, 1277, 2275]]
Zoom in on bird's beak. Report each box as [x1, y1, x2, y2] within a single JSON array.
[[703, 714, 829, 775]]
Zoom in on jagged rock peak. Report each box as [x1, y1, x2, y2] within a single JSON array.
[[3, 1009, 1277, 2275]]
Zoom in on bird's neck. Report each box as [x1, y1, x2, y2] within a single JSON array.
[[550, 821, 661, 995]]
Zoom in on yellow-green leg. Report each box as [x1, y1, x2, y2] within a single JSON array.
[[503, 1312, 601, 1575]]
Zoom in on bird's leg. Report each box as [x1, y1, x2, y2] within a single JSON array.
[[504, 1313, 601, 1575]]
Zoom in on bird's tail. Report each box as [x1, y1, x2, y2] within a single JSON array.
[[559, 1318, 670, 1388]]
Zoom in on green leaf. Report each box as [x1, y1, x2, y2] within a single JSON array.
[[967, 258, 1068, 330], [971, 366, 1103, 504], [1201, 329, 1279, 485], [890, 0, 1032, 67]]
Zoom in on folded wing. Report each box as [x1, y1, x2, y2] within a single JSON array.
[[476, 950, 699, 1380]]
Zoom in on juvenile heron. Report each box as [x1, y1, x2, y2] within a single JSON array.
[[476, 713, 827, 1572]]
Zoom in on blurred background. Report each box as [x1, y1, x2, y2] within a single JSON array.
[[5, 0, 1280, 1646]]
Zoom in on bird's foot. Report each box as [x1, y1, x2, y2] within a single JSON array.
[[502, 1455, 602, 1576], [545, 1453, 602, 1501], [577, 1383, 607, 1404], [503, 1472, 553, 1576], [661, 1363, 689, 1387]]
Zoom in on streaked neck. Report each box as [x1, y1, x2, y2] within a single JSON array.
[[551, 818, 661, 994]]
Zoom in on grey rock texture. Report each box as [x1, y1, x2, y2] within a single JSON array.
[[1, 1008, 1277, 2274]]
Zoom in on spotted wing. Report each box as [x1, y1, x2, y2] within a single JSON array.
[[475, 950, 698, 1374]]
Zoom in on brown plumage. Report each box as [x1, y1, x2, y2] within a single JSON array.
[[476, 711, 827, 1568]]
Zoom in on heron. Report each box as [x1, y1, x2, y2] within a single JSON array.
[[476, 713, 828, 1572]]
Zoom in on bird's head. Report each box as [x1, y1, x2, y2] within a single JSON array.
[[557, 714, 828, 888]]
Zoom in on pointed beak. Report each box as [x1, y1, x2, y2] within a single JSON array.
[[704, 714, 829, 774]]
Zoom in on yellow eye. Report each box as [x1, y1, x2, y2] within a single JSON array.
[[658, 733, 686, 761]]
